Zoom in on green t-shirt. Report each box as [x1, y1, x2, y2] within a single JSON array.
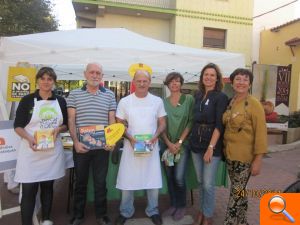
[[163, 94, 194, 145]]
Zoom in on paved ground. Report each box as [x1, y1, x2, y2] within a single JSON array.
[[1, 146, 299, 225]]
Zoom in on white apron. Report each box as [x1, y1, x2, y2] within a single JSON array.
[[15, 98, 65, 183], [116, 95, 162, 190]]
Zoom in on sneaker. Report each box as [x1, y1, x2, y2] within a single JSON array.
[[96, 216, 112, 225], [69, 217, 84, 225], [150, 214, 162, 225], [40, 220, 53, 225], [162, 207, 176, 217], [172, 207, 186, 221], [114, 215, 128, 225]]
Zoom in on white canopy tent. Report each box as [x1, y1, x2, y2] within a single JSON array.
[[0, 28, 245, 119]]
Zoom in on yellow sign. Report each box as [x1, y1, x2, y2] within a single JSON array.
[[104, 123, 125, 146], [128, 63, 152, 78], [7, 67, 36, 102]]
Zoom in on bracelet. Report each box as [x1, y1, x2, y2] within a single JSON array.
[[208, 144, 214, 149]]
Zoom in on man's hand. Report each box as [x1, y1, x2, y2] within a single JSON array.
[[74, 141, 89, 153], [104, 144, 115, 151]]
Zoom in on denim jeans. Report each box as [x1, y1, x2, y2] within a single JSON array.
[[191, 152, 220, 217], [120, 189, 159, 218], [73, 149, 109, 219], [164, 147, 189, 208]]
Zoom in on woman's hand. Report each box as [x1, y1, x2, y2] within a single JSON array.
[[26, 135, 37, 151], [203, 148, 213, 163], [251, 157, 262, 176], [52, 127, 60, 142], [167, 142, 180, 154]]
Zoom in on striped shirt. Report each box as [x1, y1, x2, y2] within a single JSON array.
[[67, 85, 116, 127]]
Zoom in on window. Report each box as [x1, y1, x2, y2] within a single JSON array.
[[203, 27, 226, 49]]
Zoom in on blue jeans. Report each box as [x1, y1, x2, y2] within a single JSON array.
[[164, 147, 189, 208], [120, 189, 159, 218], [191, 152, 220, 217]]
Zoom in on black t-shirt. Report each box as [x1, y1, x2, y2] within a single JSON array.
[[14, 90, 68, 129]]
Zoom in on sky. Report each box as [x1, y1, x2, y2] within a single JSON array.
[[51, 0, 76, 30]]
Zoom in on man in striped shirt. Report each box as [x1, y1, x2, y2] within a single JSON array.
[[67, 63, 116, 225]]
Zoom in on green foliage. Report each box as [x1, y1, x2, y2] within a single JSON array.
[[0, 0, 58, 36], [288, 111, 300, 128]]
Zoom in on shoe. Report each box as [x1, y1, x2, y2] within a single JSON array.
[[172, 207, 186, 221], [8, 186, 20, 195], [114, 215, 127, 225], [96, 216, 112, 225], [41, 220, 53, 225], [202, 216, 213, 225], [150, 214, 162, 225], [69, 217, 84, 225], [162, 207, 176, 217], [193, 211, 203, 225]]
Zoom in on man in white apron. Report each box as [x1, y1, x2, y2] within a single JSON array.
[[115, 65, 166, 225], [67, 63, 116, 225]]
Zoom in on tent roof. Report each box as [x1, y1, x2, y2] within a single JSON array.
[[0, 28, 245, 83]]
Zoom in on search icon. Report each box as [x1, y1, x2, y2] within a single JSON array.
[[268, 195, 295, 223]]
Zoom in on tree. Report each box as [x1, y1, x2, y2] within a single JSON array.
[[0, 0, 58, 36]]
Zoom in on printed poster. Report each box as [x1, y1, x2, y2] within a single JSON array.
[[0, 120, 21, 163], [7, 66, 36, 102], [252, 64, 291, 131]]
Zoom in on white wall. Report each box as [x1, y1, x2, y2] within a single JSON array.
[[252, 0, 300, 62]]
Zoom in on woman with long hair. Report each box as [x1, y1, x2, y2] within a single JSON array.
[[190, 63, 228, 225]]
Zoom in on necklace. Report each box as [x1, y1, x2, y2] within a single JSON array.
[[225, 95, 249, 133]]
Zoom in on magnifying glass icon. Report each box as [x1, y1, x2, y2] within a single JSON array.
[[268, 195, 295, 223]]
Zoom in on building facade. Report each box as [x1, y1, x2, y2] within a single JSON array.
[[260, 19, 300, 112], [72, 0, 253, 70]]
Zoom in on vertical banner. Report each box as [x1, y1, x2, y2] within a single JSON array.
[[275, 66, 291, 107], [252, 64, 291, 131], [7, 67, 36, 102]]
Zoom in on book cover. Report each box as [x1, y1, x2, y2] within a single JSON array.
[[35, 129, 55, 150], [78, 125, 106, 150], [133, 134, 153, 156]]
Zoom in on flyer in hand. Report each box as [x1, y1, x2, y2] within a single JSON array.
[[78, 125, 106, 150], [133, 134, 153, 156], [35, 129, 55, 150]]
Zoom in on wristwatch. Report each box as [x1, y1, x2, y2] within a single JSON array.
[[208, 144, 214, 149], [178, 139, 183, 144]]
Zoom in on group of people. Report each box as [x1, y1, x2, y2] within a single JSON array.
[[13, 62, 267, 225]]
